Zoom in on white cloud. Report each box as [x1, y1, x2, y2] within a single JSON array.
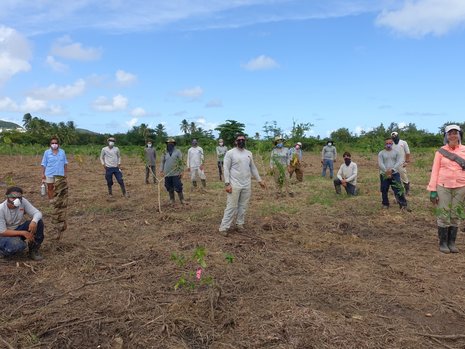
[[242, 55, 279, 71], [205, 99, 223, 108], [126, 118, 138, 128], [196, 116, 218, 131], [131, 107, 146, 117], [354, 125, 373, 136], [51, 35, 102, 61], [29, 79, 86, 100], [0, 26, 32, 84], [116, 69, 137, 86], [45, 55, 68, 72], [177, 86, 204, 100], [376, 0, 465, 37], [92, 94, 128, 112], [0, 96, 63, 114]]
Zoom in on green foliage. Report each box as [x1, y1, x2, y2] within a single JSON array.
[[215, 120, 246, 147], [271, 155, 286, 189], [262, 121, 283, 140], [224, 253, 235, 264]]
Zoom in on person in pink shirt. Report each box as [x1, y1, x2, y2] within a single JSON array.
[[427, 124, 465, 253]]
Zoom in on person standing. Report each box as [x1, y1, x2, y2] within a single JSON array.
[[427, 124, 465, 253], [270, 136, 290, 194], [100, 136, 128, 198], [41, 136, 68, 200], [219, 134, 266, 236], [160, 138, 184, 204], [321, 140, 337, 178], [288, 141, 304, 182], [216, 139, 228, 181], [187, 139, 207, 191], [144, 139, 157, 184], [391, 131, 411, 195], [378, 138, 409, 210], [0, 186, 44, 261], [334, 152, 358, 195]]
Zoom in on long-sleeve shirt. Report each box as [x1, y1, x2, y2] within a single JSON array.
[[187, 146, 204, 169], [321, 145, 337, 160], [161, 148, 183, 176], [378, 149, 402, 174], [0, 198, 42, 233], [392, 139, 410, 163], [216, 146, 228, 161], [224, 148, 261, 189], [144, 147, 156, 166], [336, 162, 358, 185], [270, 147, 290, 168], [427, 144, 465, 191], [100, 146, 121, 167], [41, 148, 68, 177], [288, 147, 302, 165]]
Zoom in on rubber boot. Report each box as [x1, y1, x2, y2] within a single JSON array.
[[404, 182, 410, 196], [448, 226, 459, 253], [191, 181, 197, 192], [169, 191, 175, 204], [120, 184, 129, 198], [334, 181, 341, 194], [201, 179, 207, 192], [219, 171, 222, 181], [438, 227, 450, 253], [177, 192, 185, 204], [28, 243, 43, 261], [108, 187, 113, 197]]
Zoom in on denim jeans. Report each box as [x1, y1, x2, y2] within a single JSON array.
[[322, 159, 334, 178], [0, 220, 44, 257], [334, 179, 357, 195], [105, 167, 126, 192], [164, 175, 183, 193], [380, 173, 407, 207]]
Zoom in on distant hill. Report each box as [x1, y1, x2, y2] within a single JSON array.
[[76, 128, 100, 135], [0, 120, 23, 130]]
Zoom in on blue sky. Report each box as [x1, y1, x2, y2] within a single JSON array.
[[0, 0, 464, 138]]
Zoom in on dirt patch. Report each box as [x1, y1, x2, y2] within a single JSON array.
[[1, 152, 465, 348]]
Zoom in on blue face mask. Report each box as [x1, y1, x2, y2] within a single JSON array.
[[385, 143, 393, 149], [277, 143, 283, 148]]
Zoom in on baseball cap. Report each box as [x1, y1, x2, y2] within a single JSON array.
[[445, 124, 461, 133], [391, 132, 398, 137]]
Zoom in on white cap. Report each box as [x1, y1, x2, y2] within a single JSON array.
[[445, 124, 461, 133], [391, 131, 398, 137]]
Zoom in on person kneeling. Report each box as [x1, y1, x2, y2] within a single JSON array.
[[334, 152, 357, 196], [0, 186, 45, 261]]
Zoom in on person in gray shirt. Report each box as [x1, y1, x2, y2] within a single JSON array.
[[321, 140, 337, 178], [378, 138, 409, 210], [160, 138, 184, 204], [0, 186, 44, 261], [144, 139, 157, 184]]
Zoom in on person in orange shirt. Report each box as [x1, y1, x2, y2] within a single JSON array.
[[427, 124, 465, 253]]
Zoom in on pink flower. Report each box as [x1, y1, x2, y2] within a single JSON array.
[[196, 268, 202, 280]]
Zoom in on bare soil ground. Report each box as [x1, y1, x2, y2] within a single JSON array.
[[1, 151, 465, 349]]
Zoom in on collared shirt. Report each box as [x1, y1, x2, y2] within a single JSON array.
[[161, 148, 183, 176], [224, 148, 261, 189], [100, 146, 121, 168], [378, 149, 403, 174], [41, 148, 68, 177], [322, 145, 337, 160], [427, 144, 465, 191], [145, 147, 156, 166], [0, 198, 42, 233], [216, 145, 228, 161]]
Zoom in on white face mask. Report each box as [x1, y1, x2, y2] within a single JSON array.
[[108, 141, 115, 147], [219, 143, 224, 146], [13, 198, 21, 207], [51, 143, 59, 150], [328, 143, 332, 146], [147, 143, 152, 148]]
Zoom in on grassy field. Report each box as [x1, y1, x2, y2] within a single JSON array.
[[2, 148, 465, 349]]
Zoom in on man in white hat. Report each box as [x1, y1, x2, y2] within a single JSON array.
[[288, 141, 304, 182], [391, 131, 411, 195]]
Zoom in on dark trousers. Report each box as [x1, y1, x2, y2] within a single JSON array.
[[217, 161, 224, 179], [164, 175, 183, 193], [145, 165, 156, 182], [105, 167, 126, 193], [334, 179, 356, 195], [380, 173, 407, 207]]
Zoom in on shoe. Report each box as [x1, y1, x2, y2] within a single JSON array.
[[28, 247, 44, 261], [124, 192, 130, 198], [219, 230, 229, 237], [400, 206, 412, 212], [382, 205, 389, 209], [236, 225, 244, 231]]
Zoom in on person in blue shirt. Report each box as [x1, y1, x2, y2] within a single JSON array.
[[41, 136, 68, 200]]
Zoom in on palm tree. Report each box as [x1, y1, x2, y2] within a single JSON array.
[[180, 119, 189, 135]]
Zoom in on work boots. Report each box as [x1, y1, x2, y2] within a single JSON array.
[[169, 191, 175, 204], [404, 182, 410, 195], [438, 227, 450, 253], [177, 192, 185, 204], [28, 243, 43, 261], [448, 226, 459, 253]]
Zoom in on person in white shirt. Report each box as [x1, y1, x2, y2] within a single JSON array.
[[391, 131, 411, 194], [334, 152, 358, 195], [187, 139, 207, 190], [216, 139, 228, 181], [219, 134, 266, 236], [100, 136, 128, 198]]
